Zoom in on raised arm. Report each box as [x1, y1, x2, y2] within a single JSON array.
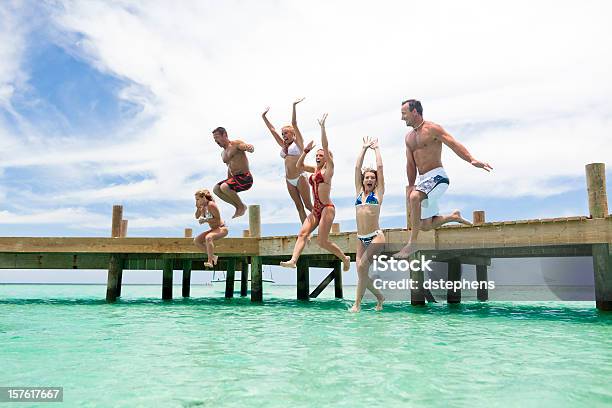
[[434, 124, 492, 171], [297, 140, 316, 173], [370, 138, 385, 198], [355, 136, 371, 193], [262, 107, 284, 147], [291, 97, 305, 150]]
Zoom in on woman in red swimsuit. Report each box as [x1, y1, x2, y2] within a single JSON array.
[[280, 113, 350, 272]]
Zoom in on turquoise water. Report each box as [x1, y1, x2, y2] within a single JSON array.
[[1, 284, 611, 407]]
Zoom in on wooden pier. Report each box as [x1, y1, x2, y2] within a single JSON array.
[[1, 163, 610, 310]]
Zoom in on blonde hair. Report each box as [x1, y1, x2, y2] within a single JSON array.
[[195, 188, 214, 202]]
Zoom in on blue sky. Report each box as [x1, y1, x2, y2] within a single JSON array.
[[0, 0, 610, 243]]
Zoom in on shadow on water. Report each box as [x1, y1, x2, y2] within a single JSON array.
[[1, 295, 611, 324]]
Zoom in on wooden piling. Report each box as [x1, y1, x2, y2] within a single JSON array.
[[240, 258, 249, 297], [593, 243, 611, 311], [473, 211, 488, 301], [250, 256, 262, 302], [297, 258, 310, 300], [182, 229, 192, 298], [333, 259, 343, 298], [162, 259, 173, 300], [225, 258, 236, 298], [242, 230, 250, 238], [120, 220, 128, 238], [111, 205, 123, 238], [410, 252, 425, 306], [105, 254, 122, 303], [249, 205, 261, 238], [447, 261, 462, 304], [586, 163, 608, 218]]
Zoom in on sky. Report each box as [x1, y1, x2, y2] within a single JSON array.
[[0, 0, 610, 284]]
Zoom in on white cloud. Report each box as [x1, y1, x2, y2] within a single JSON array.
[[1, 0, 611, 231]]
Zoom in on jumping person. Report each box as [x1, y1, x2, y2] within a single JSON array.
[[193, 189, 228, 268], [351, 136, 386, 312], [262, 97, 312, 223], [280, 113, 350, 272], [212, 127, 254, 218], [394, 99, 492, 258]]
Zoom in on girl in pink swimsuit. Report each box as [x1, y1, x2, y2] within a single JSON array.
[[280, 113, 350, 272]]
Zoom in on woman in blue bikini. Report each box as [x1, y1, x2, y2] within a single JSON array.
[[262, 97, 312, 223], [350, 136, 385, 312]]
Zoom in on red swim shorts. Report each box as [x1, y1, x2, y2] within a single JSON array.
[[217, 172, 253, 193]]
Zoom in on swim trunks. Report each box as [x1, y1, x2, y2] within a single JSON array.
[[414, 167, 449, 219], [217, 172, 253, 193]]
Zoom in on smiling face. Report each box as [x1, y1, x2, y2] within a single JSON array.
[[281, 126, 295, 145], [362, 170, 377, 192], [401, 102, 417, 127]]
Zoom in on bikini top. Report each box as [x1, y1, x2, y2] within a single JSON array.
[[309, 169, 325, 188], [355, 190, 379, 206], [280, 142, 301, 159]]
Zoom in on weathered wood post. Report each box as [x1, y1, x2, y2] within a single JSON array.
[[120, 220, 128, 238], [250, 256, 263, 302], [225, 258, 236, 298], [249, 205, 261, 238], [333, 259, 343, 298], [106, 254, 123, 303], [586, 163, 611, 311], [447, 260, 462, 304], [297, 257, 310, 300], [240, 257, 249, 297], [106, 205, 123, 301], [473, 210, 488, 301], [242, 230, 250, 238], [116, 218, 128, 297], [331, 223, 340, 234], [410, 251, 425, 306], [182, 228, 193, 298], [162, 259, 173, 300]]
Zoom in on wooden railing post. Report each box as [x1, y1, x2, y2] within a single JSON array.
[[586, 163, 608, 218], [249, 205, 261, 237]]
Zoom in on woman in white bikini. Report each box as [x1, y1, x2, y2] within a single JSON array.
[[262, 98, 312, 223], [193, 189, 228, 268], [350, 137, 386, 312]]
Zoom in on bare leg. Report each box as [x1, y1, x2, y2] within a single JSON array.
[[420, 209, 472, 231], [219, 183, 247, 218], [213, 184, 233, 206], [317, 206, 350, 272], [280, 213, 318, 268], [297, 175, 313, 212], [203, 227, 229, 267], [194, 230, 211, 265], [350, 233, 385, 312], [394, 190, 426, 258], [286, 180, 307, 224]]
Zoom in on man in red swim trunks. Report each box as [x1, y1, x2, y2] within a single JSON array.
[[212, 127, 255, 218]]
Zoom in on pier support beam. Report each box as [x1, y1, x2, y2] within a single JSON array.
[[225, 258, 236, 298], [182, 260, 192, 298], [162, 259, 173, 300], [106, 254, 123, 303], [297, 258, 310, 300], [250, 256, 263, 302], [410, 252, 425, 306], [447, 261, 462, 304], [240, 258, 249, 297], [593, 243, 611, 311], [333, 259, 343, 299], [476, 265, 489, 301], [310, 269, 335, 299]]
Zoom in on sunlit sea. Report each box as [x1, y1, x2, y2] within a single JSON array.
[[1, 284, 611, 407]]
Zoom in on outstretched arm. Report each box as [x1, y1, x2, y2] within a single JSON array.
[[291, 97, 305, 150], [318, 113, 333, 178], [236, 140, 255, 153], [297, 140, 317, 173], [371, 139, 385, 198], [434, 124, 492, 171], [262, 107, 284, 148], [355, 136, 371, 193]]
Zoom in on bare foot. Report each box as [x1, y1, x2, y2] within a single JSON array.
[[211, 255, 218, 265], [393, 243, 416, 259], [232, 204, 248, 219], [451, 210, 472, 226], [280, 260, 297, 269], [204, 261, 214, 269], [342, 255, 350, 272], [349, 304, 361, 313], [375, 294, 385, 311]]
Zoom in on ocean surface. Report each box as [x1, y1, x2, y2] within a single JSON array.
[[1, 284, 611, 407]]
